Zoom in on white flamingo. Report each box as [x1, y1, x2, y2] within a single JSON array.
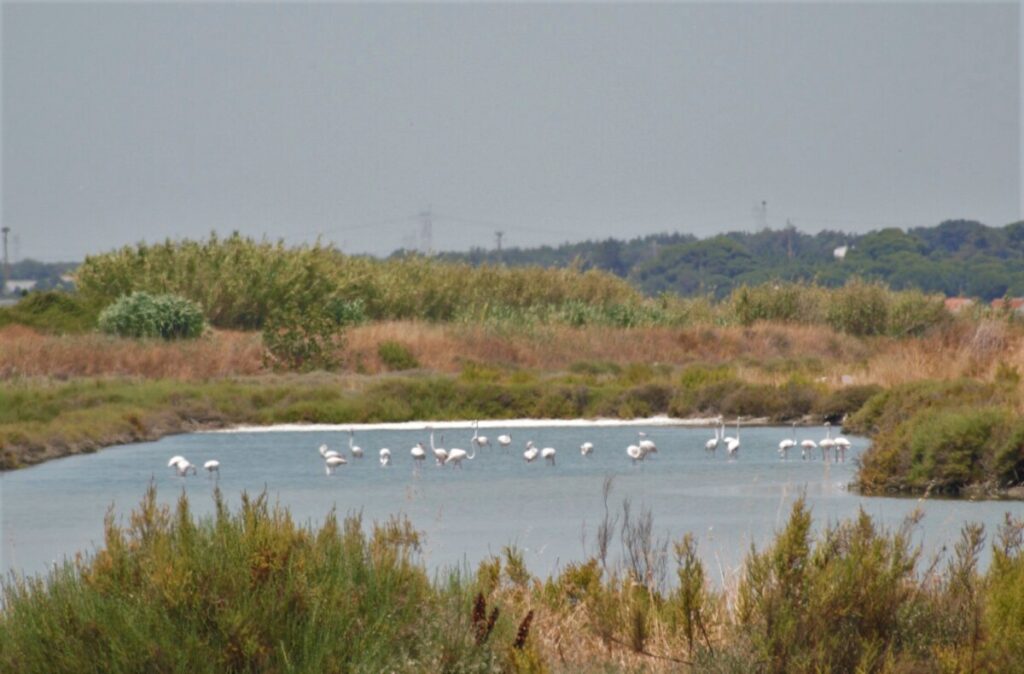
[[203, 459, 220, 477], [497, 433, 512, 451], [411, 442, 426, 464], [471, 421, 490, 450], [819, 422, 835, 462], [580, 441, 594, 456], [168, 456, 197, 476], [626, 444, 644, 464], [430, 431, 448, 466], [348, 430, 364, 459], [725, 418, 741, 457], [800, 438, 817, 461], [379, 448, 392, 467], [705, 419, 722, 452], [541, 446, 556, 465], [523, 441, 539, 463], [778, 422, 796, 460], [445, 446, 476, 468], [325, 455, 347, 475], [834, 436, 851, 463], [637, 432, 657, 456]]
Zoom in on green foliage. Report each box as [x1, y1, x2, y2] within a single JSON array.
[[0, 487, 507, 672], [76, 233, 641, 329], [261, 304, 345, 372], [74, 233, 961, 336], [0, 291, 100, 334], [3, 485, 1024, 671], [97, 292, 204, 340], [447, 218, 1024, 302], [853, 380, 1023, 494], [736, 499, 925, 673], [377, 341, 419, 371]]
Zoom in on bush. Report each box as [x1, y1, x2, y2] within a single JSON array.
[[262, 303, 344, 372], [378, 341, 419, 371], [0, 487, 505, 672], [826, 279, 890, 336], [97, 292, 204, 340], [0, 291, 100, 334]]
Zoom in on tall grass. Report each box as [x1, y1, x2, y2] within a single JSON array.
[[72, 235, 963, 337], [4, 490, 1024, 672]]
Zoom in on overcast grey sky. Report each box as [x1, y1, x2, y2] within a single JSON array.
[[2, 2, 1020, 262]]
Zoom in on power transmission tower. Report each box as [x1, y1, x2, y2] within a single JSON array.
[[495, 230, 504, 264], [752, 200, 768, 229], [419, 208, 433, 255], [1, 227, 9, 295]]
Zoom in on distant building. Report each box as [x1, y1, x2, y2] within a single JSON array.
[[991, 298, 1024, 314], [944, 297, 975, 313], [3, 279, 37, 294], [833, 245, 849, 260]]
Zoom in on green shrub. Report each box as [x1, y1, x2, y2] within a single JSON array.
[[261, 303, 344, 372], [0, 487, 505, 672], [377, 341, 419, 371], [97, 292, 204, 340], [0, 291, 100, 334], [826, 279, 890, 336]]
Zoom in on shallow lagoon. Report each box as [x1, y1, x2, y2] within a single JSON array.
[[3, 421, 1021, 583]]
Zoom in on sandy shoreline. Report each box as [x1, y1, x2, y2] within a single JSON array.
[[204, 415, 744, 434]]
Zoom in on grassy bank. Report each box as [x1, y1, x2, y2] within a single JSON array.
[[3, 487, 1023, 673]]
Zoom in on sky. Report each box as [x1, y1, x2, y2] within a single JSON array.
[[2, 2, 1020, 262]]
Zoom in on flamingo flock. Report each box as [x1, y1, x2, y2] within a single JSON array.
[[166, 420, 855, 479]]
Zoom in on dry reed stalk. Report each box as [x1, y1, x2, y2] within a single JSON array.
[[0, 327, 265, 380]]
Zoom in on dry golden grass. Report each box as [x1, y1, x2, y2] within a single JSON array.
[[0, 326, 264, 380], [344, 321, 872, 374], [4, 319, 1024, 399]]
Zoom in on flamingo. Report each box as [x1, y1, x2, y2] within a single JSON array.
[[203, 459, 220, 477], [497, 433, 512, 451], [411, 442, 427, 464], [348, 430, 364, 459], [725, 418, 741, 457], [472, 421, 490, 450], [445, 446, 476, 468], [169, 456, 197, 476], [637, 432, 657, 456], [705, 419, 722, 452], [379, 448, 392, 467], [834, 436, 851, 463], [800, 438, 817, 461], [626, 444, 644, 464], [819, 422, 835, 462], [523, 441, 540, 463], [580, 441, 594, 456], [778, 422, 796, 460], [541, 446, 556, 465], [325, 455, 347, 475], [430, 431, 448, 466]]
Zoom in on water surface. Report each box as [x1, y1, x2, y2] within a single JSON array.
[[3, 423, 1021, 583]]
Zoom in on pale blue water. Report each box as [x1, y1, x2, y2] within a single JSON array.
[[2, 424, 1021, 584]]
